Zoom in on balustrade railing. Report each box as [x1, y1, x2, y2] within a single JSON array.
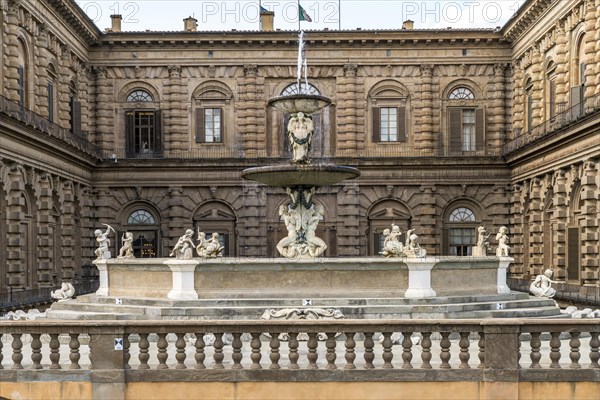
[[1, 320, 598, 380]]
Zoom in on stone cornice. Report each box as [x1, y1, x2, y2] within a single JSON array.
[[46, 0, 102, 45], [95, 29, 507, 48], [502, 0, 571, 43]]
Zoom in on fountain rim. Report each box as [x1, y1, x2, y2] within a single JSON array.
[[267, 94, 332, 114], [241, 164, 360, 188]]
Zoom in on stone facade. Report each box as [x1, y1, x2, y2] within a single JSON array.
[[0, 0, 598, 291]]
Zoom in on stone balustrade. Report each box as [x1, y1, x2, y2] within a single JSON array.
[[1, 319, 598, 399]]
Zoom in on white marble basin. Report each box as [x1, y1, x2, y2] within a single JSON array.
[[268, 94, 332, 114]]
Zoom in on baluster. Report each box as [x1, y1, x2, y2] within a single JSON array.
[[364, 332, 375, 369], [517, 333, 522, 367], [381, 332, 393, 369], [529, 332, 541, 369], [344, 332, 356, 370], [11, 334, 23, 370], [157, 333, 169, 369], [0, 333, 3, 369], [69, 334, 81, 370], [288, 332, 299, 370], [175, 333, 187, 369], [307, 332, 318, 370], [138, 333, 150, 370], [420, 332, 432, 369], [250, 333, 262, 369], [458, 332, 470, 369], [589, 332, 599, 369], [401, 332, 412, 369], [49, 333, 61, 370], [477, 332, 485, 369], [549, 332, 561, 369], [31, 333, 42, 370], [569, 332, 581, 369], [194, 333, 206, 369], [123, 334, 131, 370], [232, 332, 243, 370], [213, 333, 224, 369], [439, 332, 451, 369], [326, 332, 337, 370], [269, 333, 281, 370]]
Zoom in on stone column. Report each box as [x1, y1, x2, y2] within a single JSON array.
[[93, 67, 112, 151], [580, 160, 598, 286], [511, 63, 524, 136], [488, 63, 507, 151], [528, 178, 543, 276], [33, 24, 50, 116], [336, 64, 359, 154], [60, 181, 75, 280], [554, 21, 570, 106], [508, 183, 525, 277], [530, 48, 544, 127], [337, 184, 360, 256], [583, 0, 598, 99], [165, 65, 186, 152], [4, 0, 21, 103], [417, 65, 434, 151], [417, 185, 437, 254], [36, 173, 53, 286], [6, 163, 26, 288], [552, 169, 568, 280], [238, 64, 265, 155]]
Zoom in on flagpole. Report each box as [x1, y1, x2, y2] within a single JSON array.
[[298, 0, 300, 31], [339, 0, 341, 30], [259, 0, 262, 30]]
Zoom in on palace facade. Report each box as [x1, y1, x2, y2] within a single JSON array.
[[0, 0, 599, 293]]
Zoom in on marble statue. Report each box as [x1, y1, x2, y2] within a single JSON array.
[[305, 204, 328, 257], [94, 224, 115, 260], [277, 205, 302, 258], [404, 229, 426, 258], [495, 226, 511, 257], [204, 232, 225, 258], [118, 232, 135, 259], [195, 229, 207, 256], [170, 229, 195, 260], [473, 226, 491, 257], [51, 282, 75, 301], [530, 269, 558, 298], [287, 112, 314, 164], [380, 224, 405, 257]]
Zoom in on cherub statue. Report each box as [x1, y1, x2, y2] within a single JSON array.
[[495, 226, 511, 257], [277, 205, 301, 258], [287, 112, 314, 164], [305, 204, 327, 257], [118, 232, 135, 259], [204, 232, 225, 258], [51, 282, 75, 301], [405, 229, 426, 258], [380, 224, 404, 257], [530, 269, 558, 298], [195, 229, 208, 257], [94, 224, 115, 260], [473, 226, 491, 257], [170, 229, 195, 260]]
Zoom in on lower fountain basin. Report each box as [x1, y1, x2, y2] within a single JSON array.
[[241, 164, 360, 187]]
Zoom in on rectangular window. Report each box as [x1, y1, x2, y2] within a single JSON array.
[[196, 107, 223, 143], [372, 106, 406, 142], [549, 79, 556, 120], [70, 97, 82, 136], [17, 66, 24, 107], [448, 228, 475, 256], [527, 94, 533, 131], [462, 109, 476, 151], [126, 110, 162, 157], [567, 226, 580, 283], [47, 82, 54, 122]]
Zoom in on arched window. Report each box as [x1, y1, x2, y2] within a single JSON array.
[[127, 90, 153, 102], [193, 202, 237, 257], [17, 38, 29, 108], [123, 208, 160, 257], [525, 77, 534, 131], [447, 84, 483, 153], [367, 200, 412, 255], [445, 206, 478, 256], [192, 82, 233, 145], [368, 81, 409, 144], [570, 33, 586, 118], [546, 61, 557, 120], [448, 87, 475, 100], [46, 64, 57, 122], [125, 89, 161, 157], [69, 80, 82, 135], [281, 82, 320, 96]]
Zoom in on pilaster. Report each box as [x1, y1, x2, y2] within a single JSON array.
[[33, 24, 50, 116], [60, 180, 75, 280], [4, 0, 21, 103], [336, 64, 359, 152], [553, 169, 568, 280], [528, 178, 543, 275], [416, 64, 434, 151], [554, 21, 570, 106], [511, 64, 524, 136], [416, 185, 437, 253], [580, 160, 599, 285], [583, 0, 598, 98], [164, 65, 186, 152], [36, 173, 53, 286], [93, 67, 112, 151], [238, 64, 265, 155], [530, 48, 543, 127], [337, 183, 360, 256], [6, 163, 26, 288], [58, 46, 72, 127], [488, 64, 507, 151], [508, 183, 524, 277]]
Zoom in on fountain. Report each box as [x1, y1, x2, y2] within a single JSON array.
[[242, 32, 359, 258], [45, 33, 560, 321]]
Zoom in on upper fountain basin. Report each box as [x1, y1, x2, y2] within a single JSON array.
[[241, 164, 360, 187], [268, 94, 332, 114]]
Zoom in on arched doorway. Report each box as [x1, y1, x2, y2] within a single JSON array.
[[193, 202, 237, 257], [367, 200, 412, 255]]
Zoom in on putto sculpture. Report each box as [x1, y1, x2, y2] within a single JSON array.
[[118, 232, 135, 259], [198, 232, 225, 258], [94, 224, 115, 260], [51, 282, 75, 301], [380, 224, 404, 257], [530, 269, 558, 298], [495, 226, 511, 257], [170, 229, 195, 260], [473, 226, 491, 256], [404, 229, 426, 258], [287, 111, 314, 164]]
